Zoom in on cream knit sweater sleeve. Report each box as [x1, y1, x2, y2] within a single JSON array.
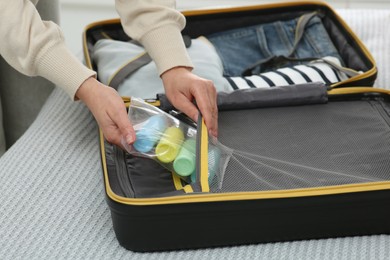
[[0, 0, 193, 99], [0, 0, 96, 99], [115, 0, 194, 75]]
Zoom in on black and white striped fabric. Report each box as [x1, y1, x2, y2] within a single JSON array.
[[226, 56, 349, 90]]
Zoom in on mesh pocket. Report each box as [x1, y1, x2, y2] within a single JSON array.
[[211, 99, 390, 193]]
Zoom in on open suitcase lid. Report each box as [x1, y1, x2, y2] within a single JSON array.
[[83, 0, 377, 90]]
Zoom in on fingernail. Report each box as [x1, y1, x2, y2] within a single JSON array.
[[209, 130, 218, 139], [125, 134, 134, 144]]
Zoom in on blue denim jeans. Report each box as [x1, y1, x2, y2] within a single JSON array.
[[207, 15, 342, 76]]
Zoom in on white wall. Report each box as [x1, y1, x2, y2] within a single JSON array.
[[59, 0, 390, 55]]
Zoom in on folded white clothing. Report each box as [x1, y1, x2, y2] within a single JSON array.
[[92, 37, 231, 99]]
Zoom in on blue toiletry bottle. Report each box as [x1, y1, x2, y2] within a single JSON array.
[[133, 115, 167, 153]]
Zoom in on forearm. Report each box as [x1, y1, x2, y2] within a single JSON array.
[[115, 0, 193, 75], [0, 0, 95, 99]]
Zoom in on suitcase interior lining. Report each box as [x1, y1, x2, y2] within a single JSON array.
[[105, 142, 186, 198], [104, 94, 390, 198]]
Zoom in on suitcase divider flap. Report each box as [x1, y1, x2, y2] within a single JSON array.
[[157, 82, 328, 112]]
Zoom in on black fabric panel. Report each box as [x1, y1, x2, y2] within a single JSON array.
[[105, 141, 181, 198], [158, 82, 328, 112], [216, 82, 327, 110], [107, 189, 390, 252]]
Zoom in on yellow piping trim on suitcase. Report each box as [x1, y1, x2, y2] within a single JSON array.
[[105, 181, 390, 206], [328, 87, 390, 95], [181, 1, 329, 16], [82, 32, 92, 70]]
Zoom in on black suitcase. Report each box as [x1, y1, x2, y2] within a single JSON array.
[[83, 1, 390, 252]]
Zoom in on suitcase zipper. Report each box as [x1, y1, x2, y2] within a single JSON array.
[[107, 181, 390, 206]]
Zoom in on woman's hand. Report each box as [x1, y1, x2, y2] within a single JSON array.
[[76, 77, 135, 148], [161, 67, 218, 137]]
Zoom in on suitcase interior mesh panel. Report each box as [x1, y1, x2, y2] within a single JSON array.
[[214, 99, 390, 193]]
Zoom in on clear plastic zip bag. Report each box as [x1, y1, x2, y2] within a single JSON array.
[[121, 97, 231, 189]]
